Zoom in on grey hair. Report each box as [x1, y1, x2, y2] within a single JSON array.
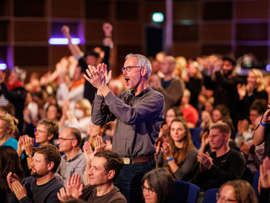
[[125, 53, 152, 79], [12, 66, 27, 83]]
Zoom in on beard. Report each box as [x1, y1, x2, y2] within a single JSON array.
[[223, 69, 233, 77], [31, 168, 49, 178]]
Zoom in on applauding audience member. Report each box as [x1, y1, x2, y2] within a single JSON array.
[[7, 145, 62, 203], [194, 122, 246, 191], [0, 146, 24, 201], [157, 117, 198, 181], [55, 127, 86, 187], [57, 151, 126, 203]]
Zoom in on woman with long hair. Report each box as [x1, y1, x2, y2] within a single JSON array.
[[157, 117, 198, 181], [0, 146, 24, 201]]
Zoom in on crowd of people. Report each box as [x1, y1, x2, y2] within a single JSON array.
[[1, 22, 270, 203]]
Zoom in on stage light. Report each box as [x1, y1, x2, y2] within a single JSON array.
[[266, 64, 270, 72], [0, 63, 7, 70], [152, 12, 164, 23], [48, 38, 81, 45]]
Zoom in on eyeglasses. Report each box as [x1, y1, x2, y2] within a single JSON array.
[[121, 66, 142, 73], [58, 137, 75, 142], [216, 193, 239, 202], [141, 185, 155, 195]]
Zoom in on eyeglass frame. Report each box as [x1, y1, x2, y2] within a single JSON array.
[[141, 185, 155, 195], [216, 192, 239, 202], [121, 66, 142, 73]]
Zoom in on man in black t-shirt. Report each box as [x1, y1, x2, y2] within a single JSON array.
[[195, 122, 246, 191]]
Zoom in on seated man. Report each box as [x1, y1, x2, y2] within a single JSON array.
[[55, 127, 86, 186], [57, 151, 126, 203], [7, 145, 62, 203], [194, 122, 246, 191]]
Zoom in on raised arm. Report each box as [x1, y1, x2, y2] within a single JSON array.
[[61, 25, 83, 59], [253, 109, 270, 145]]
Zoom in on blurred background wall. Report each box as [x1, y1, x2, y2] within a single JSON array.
[[0, 0, 270, 78]]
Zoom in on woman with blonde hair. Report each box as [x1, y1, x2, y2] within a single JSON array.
[[237, 68, 268, 120], [157, 117, 198, 181], [217, 180, 257, 203], [0, 114, 19, 151]]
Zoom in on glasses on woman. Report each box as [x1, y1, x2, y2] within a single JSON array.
[[216, 193, 239, 202], [142, 185, 155, 195], [121, 66, 142, 73]]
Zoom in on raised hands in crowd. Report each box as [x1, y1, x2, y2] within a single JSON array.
[[7, 172, 27, 201], [57, 174, 83, 202]]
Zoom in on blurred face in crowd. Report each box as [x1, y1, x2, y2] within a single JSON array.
[[73, 66, 82, 81], [88, 121, 102, 137], [142, 179, 158, 203], [86, 56, 98, 66], [188, 63, 197, 78], [217, 185, 237, 203], [212, 109, 222, 123], [0, 119, 9, 140], [34, 124, 53, 145], [249, 109, 259, 125], [247, 71, 257, 87], [159, 57, 173, 75], [221, 60, 234, 76], [9, 72, 19, 85], [166, 109, 176, 126], [46, 105, 58, 120]]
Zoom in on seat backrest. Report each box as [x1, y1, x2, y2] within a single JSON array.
[[189, 127, 202, 149], [202, 188, 219, 203], [170, 180, 200, 203], [252, 169, 260, 198]]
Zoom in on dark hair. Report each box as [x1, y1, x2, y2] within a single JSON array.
[[213, 104, 231, 120], [38, 119, 59, 141], [0, 103, 15, 117], [0, 179, 7, 203], [141, 168, 175, 203], [33, 145, 61, 173], [220, 180, 257, 203], [222, 55, 236, 66], [0, 146, 24, 193], [69, 127, 82, 147], [94, 151, 124, 182], [46, 103, 62, 120], [87, 51, 100, 59], [250, 99, 268, 115]]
